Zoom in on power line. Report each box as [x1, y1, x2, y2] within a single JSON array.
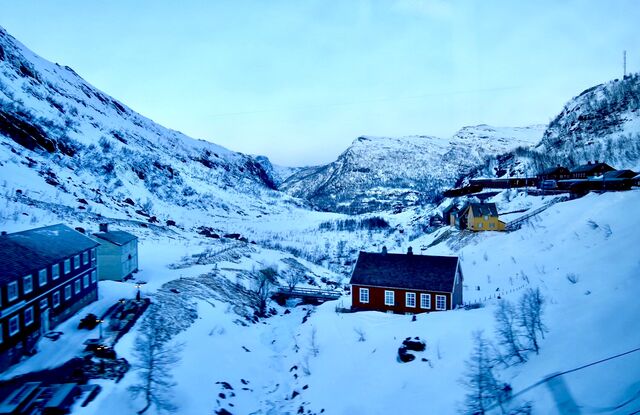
[[485, 345, 640, 412], [206, 85, 524, 118]]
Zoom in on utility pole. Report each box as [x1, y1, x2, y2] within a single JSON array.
[[623, 50, 627, 77]]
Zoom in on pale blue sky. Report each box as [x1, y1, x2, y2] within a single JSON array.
[[1, 0, 639, 165]]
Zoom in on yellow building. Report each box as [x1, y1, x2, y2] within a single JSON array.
[[463, 202, 505, 231]]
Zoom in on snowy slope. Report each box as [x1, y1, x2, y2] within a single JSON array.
[[68, 189, 640, 415], [281, 125, 543, 214], [471, 74, 640, 179], [0, 25, 302, 227]]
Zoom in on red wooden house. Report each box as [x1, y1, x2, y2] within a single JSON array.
[[350, 247, 463, 314]]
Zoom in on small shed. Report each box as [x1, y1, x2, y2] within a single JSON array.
[[92, 224, 138, 281], [350, 248, 463, 314]]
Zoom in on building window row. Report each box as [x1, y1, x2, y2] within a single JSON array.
[[2, 248, 95, 303]]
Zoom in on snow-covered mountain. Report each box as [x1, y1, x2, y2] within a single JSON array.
[[281, 125, 544, 213], [0, 26, 301, 228], [472, 74, 640, 179]]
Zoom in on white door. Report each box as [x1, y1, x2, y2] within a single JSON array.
[[41, 308, 50, 334]]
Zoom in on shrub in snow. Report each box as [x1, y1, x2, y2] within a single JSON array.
[[402, 337, 426, 352], [566, 273, 579, 284]]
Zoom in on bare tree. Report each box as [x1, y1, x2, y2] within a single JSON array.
[[309, 327, 319, 357], [284, 271, 303, 292], [518, 288, 547, 354], [494, 300, 527, 364], [460, 331, 505, 415], [129, 307, 183, 414], [253, 266, 278, 317]]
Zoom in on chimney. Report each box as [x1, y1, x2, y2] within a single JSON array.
[[1, 231, 7, 236], [587, 161, 592, 165], [595, 160, 599, 164], [407, 246, 413, 255], [99, 223, 109, 233], [381, 246, 387, 254]]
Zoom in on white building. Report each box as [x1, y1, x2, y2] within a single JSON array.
[[92, 224, 138, 281]]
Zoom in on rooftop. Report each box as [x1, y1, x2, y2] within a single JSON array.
[[93, 230, 137, 246], [468, 202, 499, 217], [0, 224, 99, 283], [350, 251, 459, 292]]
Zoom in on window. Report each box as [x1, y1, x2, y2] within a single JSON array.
[[489, 223, 495, 229], [420, 293, 431, 309], [64, 285, 71, 300], [83, 274, 89, 288], [74, 280, 81, 294], [0, 323, 2, 344], [24, 307, 34, 326], [23, 275, 33, 294], [359, 288, 369, 303], [64, 259, 71, 274], [484, 215, 489, 220], [73, 255, 80, 270], [91, 270, 97, 283], [39, 268, 47, 286], [478, 222, 483, 229], [40, 298, 48, 309], [52, 264, 60, 280], [384, 290, 395, 306], [91, 248, 97, 263], [53, 291, 61, 307], [9, 316, 19, 336], [82, 251, 89, 265], [406, 292, 416, 307], [436, 295, 447, 310], [8, 282, 18, 301]]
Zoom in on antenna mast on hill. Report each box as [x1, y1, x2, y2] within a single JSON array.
[[623, 50, 627, 77]]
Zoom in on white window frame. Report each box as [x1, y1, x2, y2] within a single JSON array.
[[91, 270, 97, 283], [52, 264, 60, 280], [64, 285, 71, 300], [23, 275, 33, 294], [8, 281, 18, 301], [436, 295, 447, 310], [39, 268, 47, 287], [53, 291, 61, 307], [82, 251, 89, 265], [40, 298, 48, 309], [73, 255, 80, 270], [83, 275, 89, 288], [359, 287, 369, 303], [405, 292, 416, 308], [384, 290, 395, 306], [478, 222, 483, 229], [24, 306, 34, 326], [64, 259, 71, 274], [74, 280, 81, 294], [9, 315, 19, 336], [420, 293, 431, 309], [91, 248, 97, 263]]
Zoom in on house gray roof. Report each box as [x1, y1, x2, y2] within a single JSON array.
[[538, 166, 569, 176], [468, 202, 498, 217], [349, 252, 459, 292], [603, 169, 637, 179], [570, 162, 614, 174], [0, 224, 99, 283], [93, 230, 137, 246]]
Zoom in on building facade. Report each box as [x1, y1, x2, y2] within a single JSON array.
[[92, 224, 138, 281], [464, 202, 505, 231], [350, 248, 463, 314], [0, 224, 99, 371]]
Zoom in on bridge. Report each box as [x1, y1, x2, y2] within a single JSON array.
[[272, 286, 342, 305]]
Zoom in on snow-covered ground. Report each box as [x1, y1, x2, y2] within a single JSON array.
[[22, 189, 636, 415]]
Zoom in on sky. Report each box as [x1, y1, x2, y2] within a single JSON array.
[[1, 0, 639, 166]]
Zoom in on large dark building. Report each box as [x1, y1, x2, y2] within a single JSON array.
[[0, 224, 99, 371]]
